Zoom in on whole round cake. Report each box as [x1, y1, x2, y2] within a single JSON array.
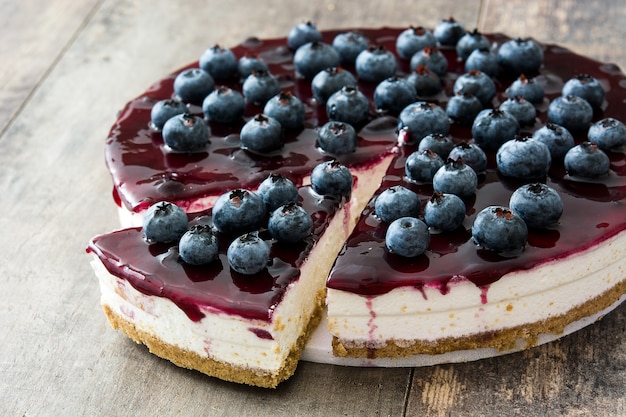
[[87, 19, 626, 388]]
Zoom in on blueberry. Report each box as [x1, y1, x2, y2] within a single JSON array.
[[374, 186, 421, 223], [405, 149, 445, 183], [397, 101, 450, 145], [202, 86, 245, 124], [418, 133, 455, 159], [507, 75, 544, 104], [406, 66, 442, 97], [509, 183, 563, 229], [326, 86, 370, 127], [317, 121, 358, 155], [373, 76, 417, 115], [424, 192, 466, 232], [293, 41, 341, 79], [445, 92, 482, 126], [497, 38, 544, 76], [263, 91, 305, 130], [240, 114, 283, 152], [564, 142, 611, 178], [547, 95, 593, 133], [178, 224, 219, 265], [456, 29, 491, 61], [472, 206, 528, 253], [433, 17, 465, 46], [310, 160, 353, 199], [410, 47, 448, 77], [199, 45, 237, 80], [212, 189, 266, 235], [355, 45, 398, 83], [150, 99, 187, 130], [287, 21, 323, 50], [142, 201, 188, 243], [465, 48, 499, 76], [242, 70, 281, 106], [268, 202, 313, 243], [448, 142, 488, 173], [311, 67, 357, 104], [562, 74, 605, 109], [173, 68, 215, 104], [162, 113, 210, 152], [385, 217, 430, 257], [453, 70, 496, 107], [433, 158, 478, 198], [531, 123, 574, 160], [257, 174, 298, 212], [499, 96, 536, 127], [471, 108, 520, 151], [237, 53, 269, 79], [496, 137, 551, 179], [588, 117, 626, 151], [395, 26, 437, 60], [332, 31, 369, 65], [227, 232, 270, 275]]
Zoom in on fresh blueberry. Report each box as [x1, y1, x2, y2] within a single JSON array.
[[456, 29, 491, 61], [150, 99, 187, 130], [496, 137, 551, 179], [497, 38, 544, 76], [509, 183, 563, 229], [530, 123, 574, 160], [588, 117, 626, 151], [227, 232, 270, 275], [564, 142, 611, 178], [385, 217, 430, 257], [507, 74, 544, 104], [499, 96, 536, 127], [326, 86, 370, 127], [310, 160, 353, 199], [317, 121, 358, 155], [257, 174, 298, 212], [433, 158, 478, 198], [417, 133, 455, 159], [472, 206, 528, 253], [424, 192, 466, 232], [237, 53, 269, 79], [355, 45, 398, 83], [397, 101, 450, 145], [293, 41, 341, 79], [332, 31, 369, 65], [471, 108, 520, 151], [212, 189, 266, 235], [179, 224, 219, 265], [287, 21, 323, 50], [446, 92, 482, 126], [395, 26, 437, 60], [453, 70, 496, 107], [448, 142, 488, 173], [311, 67, 357, 104], [374, 186, 421, 223], [465, 48, 499, 76], [202, 86, 245, 124], [433, 17, 465, 46], [142, 201, 188, 243], [547, 95, 593, 133], [562, 74, 605, 109], [268, 202, 313, 243], [406, 66, 442, 97], [162, 113, 210, 152], [242, 70, 281, 106], [373, 76, 417, 115], [263, 91, 305, 130], [173, 68, 215, 104], [199, 45, 237, 80], [405, 149, 445, 183], [410, 47, 448, 77], [240, 114, 283, 152]]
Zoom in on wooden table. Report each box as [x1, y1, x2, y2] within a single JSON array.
[[2, 0, 625, 415]]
